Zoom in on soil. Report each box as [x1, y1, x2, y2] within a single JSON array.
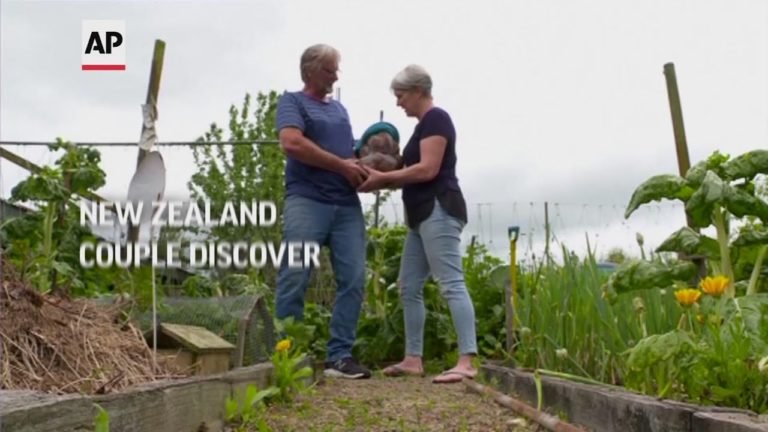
[[257, 374, 540, 432]]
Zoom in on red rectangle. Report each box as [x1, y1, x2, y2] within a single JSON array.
[[82, 64, 125, 70]]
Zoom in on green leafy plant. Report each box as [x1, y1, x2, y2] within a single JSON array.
[[0, 139, 132, 297], [613, 149, 768, 412], [621, 149, 768, 297], [271, 338, 313, 403], [93, 403, 110, 432], [187, 91, 285, 285], [224, 383, 277, 432]]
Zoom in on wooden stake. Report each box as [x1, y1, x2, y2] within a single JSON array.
[[0, 146, 114, 211], [137, 39, 166, 169], [463, 378, 587, 432], [129, 40, 165, 243], [663, 62, 707, 281]]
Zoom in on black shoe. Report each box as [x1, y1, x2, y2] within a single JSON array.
[[323, 357, 372, 379]]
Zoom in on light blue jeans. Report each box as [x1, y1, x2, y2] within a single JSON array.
[[275, 194, 366, 362], [399, 199, 477, 356]]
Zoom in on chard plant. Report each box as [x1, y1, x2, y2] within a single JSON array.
[[609, 149, 768, 299], [607, 149, 768, 412]]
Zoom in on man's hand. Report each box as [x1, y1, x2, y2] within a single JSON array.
[[340, 159, 369, 187], [357, 168, 389, 192]]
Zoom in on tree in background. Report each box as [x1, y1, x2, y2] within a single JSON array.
[[186, 91, 340, 298]]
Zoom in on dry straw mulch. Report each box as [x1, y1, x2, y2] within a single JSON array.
[[0, 260, 176, 394]]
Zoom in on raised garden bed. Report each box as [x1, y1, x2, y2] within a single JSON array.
[[0, 363, 275, 432], [480, 363, 768, 432], [4, 361, 768, 431]]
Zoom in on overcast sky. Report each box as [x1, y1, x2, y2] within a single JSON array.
[[1, 0, 766, 260]]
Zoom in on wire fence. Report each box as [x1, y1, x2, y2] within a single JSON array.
[[0, 140, 691, 266], [366, 196, 688, 264]]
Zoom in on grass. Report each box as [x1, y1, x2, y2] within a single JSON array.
[[513, 245, 682, 385]]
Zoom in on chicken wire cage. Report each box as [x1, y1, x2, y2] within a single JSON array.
[[135, 294, 276, 367]]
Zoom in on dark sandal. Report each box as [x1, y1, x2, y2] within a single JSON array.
[[382, 364, 425, 377], [431, 369, 476, 384]]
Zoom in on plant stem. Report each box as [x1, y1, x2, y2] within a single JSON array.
[[687, 311, 695, 334], [747, 245, 767, 295], [713, 207, 735, 296], [676, 313, 687, 331], [535, 368, 605, 386]]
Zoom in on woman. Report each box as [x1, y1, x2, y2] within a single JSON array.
[[357, 64, 478, 383]]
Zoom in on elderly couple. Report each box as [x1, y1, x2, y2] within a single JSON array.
[[274, 43, 477, 384]]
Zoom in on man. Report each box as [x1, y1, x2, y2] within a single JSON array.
[[274, 43, 372, 379]]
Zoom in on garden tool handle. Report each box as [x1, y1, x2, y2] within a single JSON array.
[[508, 226, 519, 242]]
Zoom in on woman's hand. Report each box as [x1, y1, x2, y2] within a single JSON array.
[[357, 168, 389, 192]]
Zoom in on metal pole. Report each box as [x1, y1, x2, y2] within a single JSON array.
[[373, 110, 383, 228], [0, 156, 4, 289], [544, 202, 550, 263], [506, 226, 520, 355], [0, 140, 281, 147]]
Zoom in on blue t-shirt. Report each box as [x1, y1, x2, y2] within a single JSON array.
[[276, 91, 361, 206]]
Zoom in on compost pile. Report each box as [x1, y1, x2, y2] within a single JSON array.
[[0, 261, 176, 394]]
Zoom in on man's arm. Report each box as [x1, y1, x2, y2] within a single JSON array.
[[279, 127, 346, 172], [279, 127, 368, 186]]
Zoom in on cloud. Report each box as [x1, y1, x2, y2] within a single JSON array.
[[1, 0, 766, 260]]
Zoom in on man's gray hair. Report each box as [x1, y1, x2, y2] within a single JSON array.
[[300, 44, 340, 82], [390, 64, 432, 96]]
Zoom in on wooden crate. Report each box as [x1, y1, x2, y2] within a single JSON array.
[[147, 323, 236, 375]]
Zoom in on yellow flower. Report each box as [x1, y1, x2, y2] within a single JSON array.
[[674, 288, 701, 307], [275, 339, 291, 352], [699, 275, 729, 297]]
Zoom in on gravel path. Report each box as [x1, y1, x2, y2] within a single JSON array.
[[257, 374, 539, 431]]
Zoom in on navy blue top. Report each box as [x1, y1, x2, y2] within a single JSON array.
[[401, 107, 467, 228], [276, 91, 361, 206]]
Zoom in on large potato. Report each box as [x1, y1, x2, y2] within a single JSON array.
[[357, 132, 403, 171]]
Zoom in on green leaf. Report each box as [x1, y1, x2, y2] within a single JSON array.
[[685, 150, 730, 186], [625, 175, 694, 218], [723, 187, 768, 223], [224, 397, 240, 420], [625, 330, 695, 370], [655, 227, 721, 259], [709, 386, 742, 401], [292, 366, 313, 380], [723, 295, 768, 356], [602, 259, 697, 295], [93, 404, 110, 432], [685, 171, 727, 228], [244, 385, 279, 408], [732, 225, 768, 247], [722, 150, 768, 181], [687, 168, 768, 225]]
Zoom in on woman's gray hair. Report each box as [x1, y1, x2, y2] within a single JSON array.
[[390, 64, 432, 96], [300, 44, 340, 82]]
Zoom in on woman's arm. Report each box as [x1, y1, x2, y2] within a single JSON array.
[[380, 135, 447, 186]]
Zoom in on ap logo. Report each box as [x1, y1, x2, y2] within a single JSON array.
[[82, 20, 125, 71]]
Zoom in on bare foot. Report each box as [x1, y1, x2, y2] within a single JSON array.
[[382, 357, 424, 377], [431, 367, 477, 384], [383, 363, 425, 377]]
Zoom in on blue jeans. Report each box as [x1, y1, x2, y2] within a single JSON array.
[[399, 199, 478, 357], [275, 194, 366, 362]]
